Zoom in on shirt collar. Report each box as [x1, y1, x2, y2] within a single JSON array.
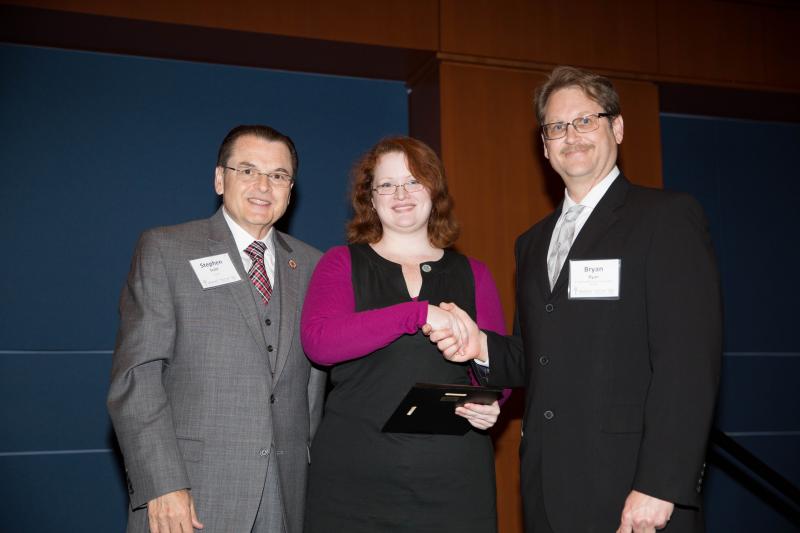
[[222, 207, 274, 257], [563, 166, 620, 211]]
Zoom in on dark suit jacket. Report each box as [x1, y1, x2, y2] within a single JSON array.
[[486, 175, 721, 532], [108, 209, 325, 533]]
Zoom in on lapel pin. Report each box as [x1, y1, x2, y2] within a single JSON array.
[[288, 259, 297, 270]]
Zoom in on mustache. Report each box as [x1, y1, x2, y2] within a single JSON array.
[[561, 144, 593, 155]]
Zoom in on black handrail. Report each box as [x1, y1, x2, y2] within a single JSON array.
[[708, 428, 800, 525]]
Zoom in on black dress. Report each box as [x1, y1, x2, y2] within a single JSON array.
[[304, 244, 497, 533]]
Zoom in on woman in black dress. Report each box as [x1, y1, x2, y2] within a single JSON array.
[[301, 136, 508, 532]]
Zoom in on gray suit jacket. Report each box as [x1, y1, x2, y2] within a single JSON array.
[[108, 208, 325, 533]]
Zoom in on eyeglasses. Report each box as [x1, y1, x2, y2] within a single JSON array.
[[372, 180, 425, 196], [540, 113, 614, 140], [224, 166, 294, 188]]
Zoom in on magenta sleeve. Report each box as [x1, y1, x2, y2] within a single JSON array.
[[300, 246, 429, 366], [468, 257, 512, 402], [469, 257, 508, 336]]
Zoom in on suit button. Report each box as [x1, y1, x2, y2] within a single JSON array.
[[259, 448, 269, 457], [270, 394, 276, 404], [543, 410, 554, 420], [539, 356, 550, 366], [267, 345, 274, 352], [545, 303, 554, 313], [265, 318, 271, 326]]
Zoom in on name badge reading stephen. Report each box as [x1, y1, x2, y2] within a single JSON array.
[[189, 253, 242, 289], [568, 259, 621, 300]]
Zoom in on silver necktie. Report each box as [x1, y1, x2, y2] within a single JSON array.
[[547, 204, 586, 289]]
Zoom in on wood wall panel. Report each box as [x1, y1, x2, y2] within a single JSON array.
[[762, 6, 800, 89], [5, 0, 439, 50], [614, 79, 662, 188], [440, 62, 552, 321], [8, 0, 797, 92], [440, 62, 549, 533], [409, 59, 442, 156], [0, 4, 435, 81], [7, 0, 799, 92], [656, 0, 765, 85], [440, 0, 659, 74]]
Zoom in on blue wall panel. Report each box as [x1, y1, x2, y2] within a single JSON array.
[[0, 452, 128, 531], [0, 43, 407, 351], [661, 115, 800, 354], [0, 43, 408, 532], [0, 352, 114, 451], [704, 464, 798, 533], [735, 435, 800, 487], [661, 113, 800, 532], [715, 355, 800, 432]]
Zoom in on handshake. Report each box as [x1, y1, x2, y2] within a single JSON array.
[[422, 302, 498, 430], [422, 302, 489, 364]]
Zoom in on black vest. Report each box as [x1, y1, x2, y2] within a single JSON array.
[[326, 243, 477, 421]]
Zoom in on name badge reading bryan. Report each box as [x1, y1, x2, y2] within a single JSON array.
[[189, 253, 242, 289], [568, 259, 621, 300]]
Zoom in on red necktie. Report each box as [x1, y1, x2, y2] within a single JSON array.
[[244, 241, 273, 304]]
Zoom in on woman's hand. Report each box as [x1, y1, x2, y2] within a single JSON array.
[[456, 400, 500, 430], [424, 304, 469, 351]]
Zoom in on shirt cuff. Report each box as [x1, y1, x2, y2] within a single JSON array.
[[470, 361, 490, 385]]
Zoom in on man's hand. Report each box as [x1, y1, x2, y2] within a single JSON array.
[[426, 302, 486, 363], [456, 400, 500, 430], [617, 490, 674, 533], [148, 489, 204, 533]]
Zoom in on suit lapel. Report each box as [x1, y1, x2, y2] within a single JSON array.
[[206, 209, 270, 358], [551, 175, 630, 294], [272, 231, 299, 384]]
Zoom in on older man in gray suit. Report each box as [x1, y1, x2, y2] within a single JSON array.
[[108, 124, 325, 533]]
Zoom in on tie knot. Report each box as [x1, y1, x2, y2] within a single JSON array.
[[564, 204, 585, 223], [245, 240, 267, 261]]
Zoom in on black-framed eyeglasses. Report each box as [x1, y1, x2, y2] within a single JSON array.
[[224, 166, 294, 188], [372, 180, 425, 196], [540, 113, 615, 140]]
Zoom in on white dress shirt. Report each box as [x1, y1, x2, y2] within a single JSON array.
[[222, 207, 276, 286], [546, 166, 620, 259]]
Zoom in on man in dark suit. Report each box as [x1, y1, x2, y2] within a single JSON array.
[[430, 66, 721, 532], [108, 125, 325, 533]]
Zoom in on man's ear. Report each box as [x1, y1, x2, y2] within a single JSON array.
[[214, 166, 225, 195], [542, 134, 550, 160], [612, 115, 624, 145]]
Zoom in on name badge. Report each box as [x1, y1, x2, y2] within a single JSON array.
[[189, 253, 242, 289], [568, 259, 621, 300]]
